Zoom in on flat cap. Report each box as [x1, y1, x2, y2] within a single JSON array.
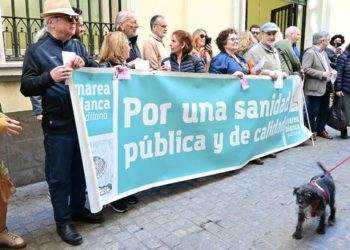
[[261, 22, 279, 33]]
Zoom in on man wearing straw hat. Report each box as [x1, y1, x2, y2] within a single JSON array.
[[21, 0, 104, 246]]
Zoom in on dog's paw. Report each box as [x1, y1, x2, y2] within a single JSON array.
[[292, 232, 303, 239], [316, 227, 326, 234]]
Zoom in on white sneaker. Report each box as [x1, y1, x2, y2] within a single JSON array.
[[0, 228, 27, 249]]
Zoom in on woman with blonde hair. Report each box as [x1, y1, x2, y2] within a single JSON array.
[[191, 28, 213, 71], [238, 30, 256, 57], [99, 31, 139, 212], [99, 31, 130, 68]]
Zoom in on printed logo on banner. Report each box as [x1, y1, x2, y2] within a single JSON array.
[[73, 72, 114, 136], [72, 72, 115, 197]]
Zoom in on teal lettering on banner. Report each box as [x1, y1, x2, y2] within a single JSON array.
[[70, 69, 310, 212]]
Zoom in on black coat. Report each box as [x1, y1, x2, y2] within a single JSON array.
[[162, 54, 205, 73], [21, 33, 95, 133], [127, 36, 141, 63], [335, 50, 350, 93], [326, 48, 337, 69]]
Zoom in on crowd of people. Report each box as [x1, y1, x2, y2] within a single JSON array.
[[0, 0, 349, 248]]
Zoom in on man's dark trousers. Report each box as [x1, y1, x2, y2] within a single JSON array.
[[44, 130, 86, 227], [305, 86, 331, 132]]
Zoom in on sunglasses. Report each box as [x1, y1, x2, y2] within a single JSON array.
[[53, 15, 79, 23], [199, 34, 207, 39], [252, 32, 260, 35]]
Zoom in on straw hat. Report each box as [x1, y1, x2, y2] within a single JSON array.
[[41, 0, 78, 17]]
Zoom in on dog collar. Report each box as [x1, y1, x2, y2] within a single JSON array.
[[311, 180, 329, 203]]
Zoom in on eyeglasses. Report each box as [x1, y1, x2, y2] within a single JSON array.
[[252, 32, 260, 35], [155, 24, 167, 28], [52, 15, 79, 23], [227, 37, 239, 41], [199, 34, 207, 39]]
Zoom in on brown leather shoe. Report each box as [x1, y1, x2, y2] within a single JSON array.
[[317, 130, 333, 140], [0, 228, 27, 249]]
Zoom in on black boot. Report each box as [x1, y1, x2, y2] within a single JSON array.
[[57, 224, 83, 245], [341, 128, 348, 139]]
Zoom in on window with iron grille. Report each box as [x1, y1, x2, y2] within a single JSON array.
[[1, 0, 120, 61]]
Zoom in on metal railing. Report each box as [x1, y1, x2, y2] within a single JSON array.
[[1, 16, 113, 61], [1, 0, 118, 61]]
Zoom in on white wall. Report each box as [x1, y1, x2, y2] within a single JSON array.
[[125, 0, 235, 56], [305, 0, 350, 49], [328, 0, 350, 48]]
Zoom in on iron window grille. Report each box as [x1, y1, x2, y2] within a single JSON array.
[[1, 0, 119, 61]]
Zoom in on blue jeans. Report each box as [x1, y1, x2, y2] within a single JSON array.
[[44, 131, 86, 226], [304, 89, 331, 133]]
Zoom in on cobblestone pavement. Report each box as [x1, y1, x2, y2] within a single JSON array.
[[4, 128, 350, 250]]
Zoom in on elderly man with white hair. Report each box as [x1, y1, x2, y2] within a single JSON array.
[[21, 0, 104, 245], [285, 26, 301, 59], [115, 10, 141, 68], [275, 26, 302, 75], [303, 31, 337, 140]]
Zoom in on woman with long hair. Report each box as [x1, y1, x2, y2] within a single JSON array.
[[238, 30, 256, 57], [99, 31, 130, 68], [99, 31, 139, 212], [191, 28, 213, 71]]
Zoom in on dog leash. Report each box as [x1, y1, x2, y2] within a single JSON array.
[[325, 156, 350, 175], [308, 157, 350, 208]]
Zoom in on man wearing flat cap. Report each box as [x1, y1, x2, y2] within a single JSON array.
[[21, 0, 103, 246], [247, 22, 288, 80], [247, 22, 287, 164]]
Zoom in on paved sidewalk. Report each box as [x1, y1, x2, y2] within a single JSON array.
[[5, 128, 350, 250]]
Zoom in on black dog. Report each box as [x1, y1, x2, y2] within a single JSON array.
[[292, 162, 336, 239]]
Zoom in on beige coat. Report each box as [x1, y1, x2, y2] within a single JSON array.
[[247, 42, 283, 75], [142, 34, 168, 70], [302, 46, 332, 96]]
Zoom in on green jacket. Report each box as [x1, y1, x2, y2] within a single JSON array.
[[275, 39, 301, 74]]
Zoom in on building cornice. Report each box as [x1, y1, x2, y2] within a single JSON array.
[[0, 62, 23, 81]]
